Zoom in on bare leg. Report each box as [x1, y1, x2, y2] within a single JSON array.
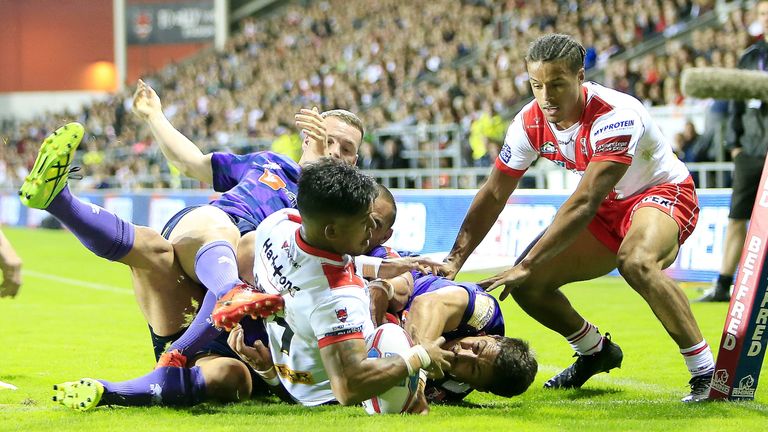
[[617, 207, 703, 348]]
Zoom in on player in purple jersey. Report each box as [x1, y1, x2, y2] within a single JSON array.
[[131, 80, 366, 367], [402, 275, 536, 402]]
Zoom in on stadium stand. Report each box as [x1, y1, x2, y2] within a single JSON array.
[[0, 0, 747, 191]]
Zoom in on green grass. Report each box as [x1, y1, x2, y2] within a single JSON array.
[[1, 227, 767, 431]]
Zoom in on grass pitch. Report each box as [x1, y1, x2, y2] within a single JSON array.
[[1, 227, 766, 431]]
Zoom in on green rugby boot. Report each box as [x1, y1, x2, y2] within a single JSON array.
[[19, 122, 84, 209], [52, 378, 104, 411]]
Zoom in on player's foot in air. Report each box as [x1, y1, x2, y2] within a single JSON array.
[[156, 349, 187, 369], [681, 370, 713, 402], [544, 333, 623, 389], [211, 283, 285, 331], [52, 378, 104, 411], [19, 122, 84, 209]]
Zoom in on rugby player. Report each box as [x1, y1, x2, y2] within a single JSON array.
[[439, 34, 714, 402]]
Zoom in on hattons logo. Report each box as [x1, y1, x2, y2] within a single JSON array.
[[541, 141, 556, 154], [133, 11, 153, 40], [732, 375, 756, 398], [710, 369, 730, 394], [335, 308, 348, 323]]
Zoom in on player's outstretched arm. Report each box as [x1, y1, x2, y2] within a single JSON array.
[[132, 79, 213, 184], [0, 230, 22, 298], [481, 160, 629, 299], [404, 287, 468, 343], [319, 336, 451, 406], [441, 166, 519, 278]]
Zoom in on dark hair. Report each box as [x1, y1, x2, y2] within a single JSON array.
[[485, 336, 538, 397], [376, 184, 397, 230], [297, 157, 378, 220], [525, 34, 585, 73]]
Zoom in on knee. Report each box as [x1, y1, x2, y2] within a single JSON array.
[[200, 358, 252, 403], [510, 282, 549, 304], [616, 249, 655, 283]]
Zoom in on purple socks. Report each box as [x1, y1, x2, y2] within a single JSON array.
[[166, 241, 241, 354], [46, 186, 134, 261], [193, 240, 242, 298], [98, 366, 206, 407]]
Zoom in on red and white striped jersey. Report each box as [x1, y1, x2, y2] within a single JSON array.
[[496, 81, 689, 199], [251, 208, 375, 406]]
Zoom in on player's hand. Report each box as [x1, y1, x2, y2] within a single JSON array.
[[0, 258, 22, 298], [227, 324, 273, 372], [435, 258, 460, 280], [478, 264, 531, 301], [368, 282, 390, 326], [379, 256, 442, 279], [132, 79, 163, 122], [295, 107, 328, 158], [419, 336, 452, 380], [404, 376, 429, 415]]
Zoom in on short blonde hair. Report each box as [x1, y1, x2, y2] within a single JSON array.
[[321, 109, 365, 137]]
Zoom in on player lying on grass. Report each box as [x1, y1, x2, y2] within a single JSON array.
[[53, 158, 453, 411]]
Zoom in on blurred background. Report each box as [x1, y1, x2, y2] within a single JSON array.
[[0, 0, 746, 193]]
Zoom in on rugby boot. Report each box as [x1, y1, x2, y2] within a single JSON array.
[[695, 286, 730, 303], [19, 122, 84, 209], [156, 349, 187, 369], [681, 371, 713, 403], [544, 333, 623, 389], [211, 283, 285, 331], [52, 378, 104, 411]]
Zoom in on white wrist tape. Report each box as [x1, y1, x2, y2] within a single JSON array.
[[355, 255, 383, 279], [397, 345, 432, 375], [255, 366, 280, 386]]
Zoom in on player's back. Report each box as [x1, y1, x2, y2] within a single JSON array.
[[209, 151, 301, 231], [251, 208, 374, 405]]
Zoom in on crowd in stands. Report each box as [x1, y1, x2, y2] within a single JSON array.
[[0, 0, 749, 191]]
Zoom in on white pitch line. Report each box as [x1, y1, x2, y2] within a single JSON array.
[[23, 270, 133, 295]]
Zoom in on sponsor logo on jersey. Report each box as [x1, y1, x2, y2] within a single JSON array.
[[526, 116, 542, 129], [541, 141, 556, 154], [259, 169, 287, 191], [499, 143, 512, 163], [285, 189, 298, 207], [580, 137, 588, 156], [594, 135, 631, 154], [593, 119, 635, 136], [262, 162, 282, 170], [262, 238, 301, 295], [274, 363, 314, 384], [335, 307, 348, 323]]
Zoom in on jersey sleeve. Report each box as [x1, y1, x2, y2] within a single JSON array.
[[311, 292, 370, 348], [494, 115, 538, 177], [589, 109, 644, 165], [210, 152, 262, 192]]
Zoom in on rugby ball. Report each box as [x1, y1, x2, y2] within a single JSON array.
[[362, 323, 421, 415]]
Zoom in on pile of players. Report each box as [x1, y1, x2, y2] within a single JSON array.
[[20, 33, 715, 413]]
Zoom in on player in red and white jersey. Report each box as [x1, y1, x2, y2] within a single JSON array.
[[441, 34, 714, 402], [247, 158, 451, 407]]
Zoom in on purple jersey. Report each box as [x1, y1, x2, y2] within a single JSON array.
[[405, 275, 504, 341], [405, 275, 505, 404], [209, 151, 301, 231]]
